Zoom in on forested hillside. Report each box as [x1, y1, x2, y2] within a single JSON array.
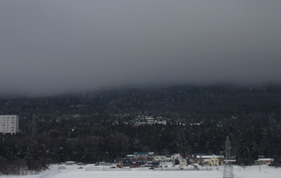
[[0, 85, 281, 173]]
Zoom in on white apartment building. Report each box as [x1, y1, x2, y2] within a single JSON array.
[[0, 115, 19, 134]]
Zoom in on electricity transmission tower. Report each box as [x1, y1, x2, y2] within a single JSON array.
[[223, 136, 234, 178]]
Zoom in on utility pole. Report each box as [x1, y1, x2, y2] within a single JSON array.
[[223, 136, 234, 178]]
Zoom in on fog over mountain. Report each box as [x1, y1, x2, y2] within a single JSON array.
[[0, 0, 280, 96]]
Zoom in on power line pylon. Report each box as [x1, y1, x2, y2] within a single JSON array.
[[223, 136, 234, 178]]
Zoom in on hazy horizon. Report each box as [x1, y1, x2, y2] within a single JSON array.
[[1, 0, 281, 97]]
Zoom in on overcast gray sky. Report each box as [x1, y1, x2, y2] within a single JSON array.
[[0, 0, 281, 96]]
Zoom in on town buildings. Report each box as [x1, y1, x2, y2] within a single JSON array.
[[123, 152, 227, 168], [134, 116, 167, 126]]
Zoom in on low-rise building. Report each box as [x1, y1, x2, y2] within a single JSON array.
[[145, 117, 155, 125], [208, 157, 220, 166], [153, 155, 167, 161], [257, 158, 274, 165], [134, 116, 167, 126], [194, 154, 224, 165], [171, 153, 185, 161], [123, 152, 155, 167], [155, 120, 167, 125]]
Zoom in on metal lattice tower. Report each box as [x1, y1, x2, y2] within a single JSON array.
[[223, 136, 234, 178]]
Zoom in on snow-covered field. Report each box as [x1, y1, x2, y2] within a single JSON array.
[[1, 165, 281, 178]]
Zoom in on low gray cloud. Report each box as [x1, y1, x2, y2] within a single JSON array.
[[0, 0, 281, 96]]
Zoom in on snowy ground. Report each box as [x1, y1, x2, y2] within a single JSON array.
[[1, 165, 281, 178]]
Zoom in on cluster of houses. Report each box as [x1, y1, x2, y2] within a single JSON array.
[[122, 152, 226, 168], [122, 152, 274, 168], [133, 116, 206, 126], [134, 117, 167, 126]]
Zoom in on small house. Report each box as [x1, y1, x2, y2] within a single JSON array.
[[257, 158, 274, 165], [208, 157, 219, 166], [195, 155, 224, 165]]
